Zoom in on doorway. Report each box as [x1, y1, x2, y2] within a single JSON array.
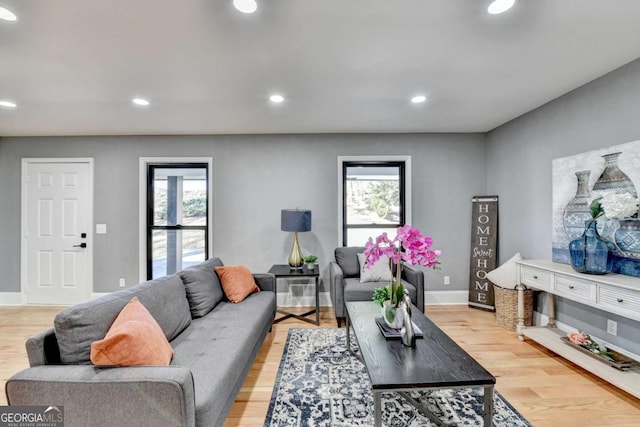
[[21, 159, 93, 305]]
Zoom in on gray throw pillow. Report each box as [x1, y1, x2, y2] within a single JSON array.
[[179, 258, 225, 317], [358, 253, 393, 283]]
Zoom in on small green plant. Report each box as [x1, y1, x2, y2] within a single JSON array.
[[303, 255, 318, 264], [372, 282, 404, 307]]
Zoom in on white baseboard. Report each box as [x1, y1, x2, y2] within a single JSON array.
[[278, 290, 469, 307], [0, 292, 24, 305], [425, 290, 468, 305]]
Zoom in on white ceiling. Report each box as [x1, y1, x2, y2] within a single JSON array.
[[1, 0, 640, 137]]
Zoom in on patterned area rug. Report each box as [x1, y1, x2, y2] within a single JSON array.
[[264, 328, 531, 427]]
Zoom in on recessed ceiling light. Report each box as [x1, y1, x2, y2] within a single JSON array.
[[411, 95, 427, 104], [0, 100, 17, 108], [233, 0, 257, 14], [269, 94, 284, 103], [0, 6, 17, 21], [132, 98, 150, 106], [488, 0, 515, 15]]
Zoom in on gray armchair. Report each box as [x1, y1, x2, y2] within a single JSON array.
[[329, 246, 425, 327]]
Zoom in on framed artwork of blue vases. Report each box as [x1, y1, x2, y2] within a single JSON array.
[[552, 139, 640, 278]]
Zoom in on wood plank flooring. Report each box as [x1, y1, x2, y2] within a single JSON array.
[[1, 305, 639, 426]]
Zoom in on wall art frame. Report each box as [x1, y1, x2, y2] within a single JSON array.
[[552, 139, 640, 277]]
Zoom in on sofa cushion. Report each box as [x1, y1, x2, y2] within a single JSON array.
[[179, 257, 225, 318], [171, 291, 276, 426], [357, 253, 393, 283], [54, 274, 191, 364], [90, 297, 173, 366], [215, 265, 259, 303], [335, 246, 366, 278]]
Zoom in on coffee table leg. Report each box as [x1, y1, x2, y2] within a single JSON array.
[[483, 385, 494, 426], [374, 390, 382, 427]]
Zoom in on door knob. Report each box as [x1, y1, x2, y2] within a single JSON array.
[[73, 243, 87, 248]]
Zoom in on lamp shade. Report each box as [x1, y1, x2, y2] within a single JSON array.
[[281, 209, 312, 232]]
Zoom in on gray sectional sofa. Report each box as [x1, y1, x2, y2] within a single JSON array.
[[5, 257, 276, 427]]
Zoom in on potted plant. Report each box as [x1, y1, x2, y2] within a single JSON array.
[[303, 255, 318, 270], [365, 225, 441, 329], [372, 280, 405, 327]]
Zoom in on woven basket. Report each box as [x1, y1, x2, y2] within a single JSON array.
[[493, 283, 533, 331]]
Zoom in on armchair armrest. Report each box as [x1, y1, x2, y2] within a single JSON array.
[[329, 262, 346, 318], [401, 263, 425, 312], [6, 365, 196, 427], [253, 273, 276, 293]]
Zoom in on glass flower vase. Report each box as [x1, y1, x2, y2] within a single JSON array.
[[569, 220, 613, 275]]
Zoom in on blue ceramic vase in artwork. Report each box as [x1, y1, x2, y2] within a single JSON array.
[[569, 220, 613, 274]]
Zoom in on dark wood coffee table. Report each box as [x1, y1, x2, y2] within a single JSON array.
[[345, 301, 496, 427]]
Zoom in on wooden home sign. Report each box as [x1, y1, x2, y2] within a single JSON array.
[[468, 196, 498, 310]]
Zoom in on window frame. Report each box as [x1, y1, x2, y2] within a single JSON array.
[[337, 156, 411, 247], [138, 157, 213, 282]]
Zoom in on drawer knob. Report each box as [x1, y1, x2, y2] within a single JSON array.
[[569, 285, 575, 290], [533, 275, 538, 279], [617, 298, 624, 303]]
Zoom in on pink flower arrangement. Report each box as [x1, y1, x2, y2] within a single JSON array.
[[568, 331, 592, 347], [364, 225, 441, 269], [364, 225, 441, 306]]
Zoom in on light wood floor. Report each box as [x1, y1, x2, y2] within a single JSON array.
[[1, 305, 639, 426]]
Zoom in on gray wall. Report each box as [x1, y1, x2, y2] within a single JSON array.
[[486, 57, 640, 354], [0, 133, 485, 295]]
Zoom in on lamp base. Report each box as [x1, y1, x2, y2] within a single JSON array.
[[288, 232, 304, 270]]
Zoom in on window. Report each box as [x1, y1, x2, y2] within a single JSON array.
[[146, 163, 209, 279], [339, 157, 410, 246]]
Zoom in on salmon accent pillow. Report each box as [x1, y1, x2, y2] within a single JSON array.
[[90, 297, 173, 366], [214, 265, 260, 303]]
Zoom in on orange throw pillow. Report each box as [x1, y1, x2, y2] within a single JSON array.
[[90, 297, 173, 366], [215, 265, 260, 303]]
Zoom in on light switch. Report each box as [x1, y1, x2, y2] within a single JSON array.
[[96, 224, 107, 234]]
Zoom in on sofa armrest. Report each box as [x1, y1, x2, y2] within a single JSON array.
[[401, 263, 425, 312], [6, 365, 196, 427], [329, 262, 346, 318], [26, 328, 61, 367], [253, 273, 276, 293]]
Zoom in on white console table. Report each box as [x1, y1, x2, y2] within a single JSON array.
[[515, 259, 640, 399]]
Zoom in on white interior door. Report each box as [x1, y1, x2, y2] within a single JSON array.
[[22, 160, 93, 305]]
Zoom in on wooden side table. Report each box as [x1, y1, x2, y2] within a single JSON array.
[[268, 264, 320, 325]]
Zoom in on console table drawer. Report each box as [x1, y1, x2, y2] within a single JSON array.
[[554, 275, 595, 302], [521, 266, 551, 290], [598, 285, 640, 315]]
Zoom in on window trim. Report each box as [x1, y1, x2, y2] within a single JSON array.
[[337, 155, 411, 247], [138, 157, 213, 282]]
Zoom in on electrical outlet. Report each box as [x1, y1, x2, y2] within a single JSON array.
[[444, 276, 450, 285], [606, 319, 617, 336], [119, 278, 126, 288], [96, 224, 107, 234]]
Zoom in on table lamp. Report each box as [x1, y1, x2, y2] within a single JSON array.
[[281, 209, 312, 269]]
